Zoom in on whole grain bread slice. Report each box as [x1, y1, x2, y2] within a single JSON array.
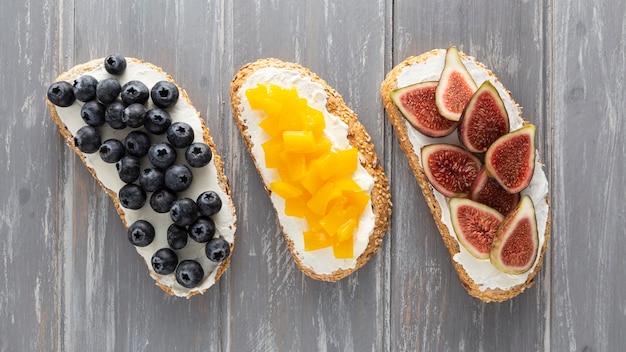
[[380, 49, 550, 302], [230, 58, 392, 281]]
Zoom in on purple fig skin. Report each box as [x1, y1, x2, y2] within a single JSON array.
[[485, 124, 536, 193], [421, 144, 482, 198], [470, 167, 520, 216], [450, 198, 504, 259], [458, 80, 510, 153], [390, 81, 458, 137], [435, 46, 478, 122], [490, 195, 539, 274]]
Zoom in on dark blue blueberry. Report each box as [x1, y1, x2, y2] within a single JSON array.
[[166, 122, 194, 148], [121, 80, 149, 105], [80, 100, 106, 127], [124, 130, 151, 157], [72, 75, 98, 102], [175, 260, 204, 288], [115, 156, 141, 183], [151, 80, 179, 108], [121, 103, 146, 128], [127, 220, 154, 247], [144, 108, 172, 135], [99, 138, 125, 163], [104, 53, 127, 75], [205, 237, 230, 262], [47, 81, 76, 107], [148, 142, 177, 170], [139, 168, 165, 192], [73, 126, 101, 153], [118, 183, 146, 209], [96, 78, 121, 104], [169, 198, 198, 227], [164, 164, 193, 192], [185, 142, 212, 167], [167, 224, 188, 250], [197, 191, 222, 217], [151, 248, 178, 275], [149, 188, 177, 213], [105, 101, 127, 129], [188, 216, 216, 243]]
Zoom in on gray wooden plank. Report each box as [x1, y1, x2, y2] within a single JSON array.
[[389, 0, 550, 351], [551, 1, 626, 351], [228, 1, 389, 351]]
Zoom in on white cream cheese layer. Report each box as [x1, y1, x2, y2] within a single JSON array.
[[54, 60, 236, 297], [237, 67, 376, 275], [396, 50, 549, 291]]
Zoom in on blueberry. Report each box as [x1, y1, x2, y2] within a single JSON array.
[[139, 168, 165, 192], [169, 198, 198, 226], [166, 122, 194, 148], [167, 224, 188, 250], [127, 220, 155, 247], [96, 78, 121, 104], [185, 142, 212, 167], [121, 80, 149, 105], [197, 191, 222, 217], [175, 260, 204, 288], [122, 103, 146, 128], [205, 237, 230, 262], [151, 80, 179, 108], [149, 188, 177, 213], [116, 156, 141, 183], [104, 53, 127, 75], [47, 81, 76, 107], [164, 164, 193, 192], [73, 126, 101, 153], [80, 100, 106, 127], [105, 101, 127, 129], [144, 108, 172, 135], [148, 142, 177, 170], [118, 183, 146, 209], [151, 248, 178, 275], [99, 138, 125, 163], [188, 216, 216, 243], [72, 75, 98, 102], [124, 131, 151, 157]]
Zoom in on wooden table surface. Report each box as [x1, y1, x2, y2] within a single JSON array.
[[2, 0, 625, 351]]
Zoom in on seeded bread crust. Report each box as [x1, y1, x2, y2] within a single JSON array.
[[380, 49, 551, 302], [46, 58, 236, 298], [230, 58, 392, 282]]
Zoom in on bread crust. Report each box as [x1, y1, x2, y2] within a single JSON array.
[[380, 49, 550, 302], [47, 58, 236, 298], [230, 58, 392, 282]]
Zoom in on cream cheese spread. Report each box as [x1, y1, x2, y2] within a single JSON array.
[[237, 67, 376, 275], [396, 51, 549, 291]]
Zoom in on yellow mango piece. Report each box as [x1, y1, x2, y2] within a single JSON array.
[[319, 148, 358, 180], [304, 230, 332, 252], [319, 198, 350, 235], [283, 130, 316, 153], [261, 139, 284, 169], [307, 181, 343, 215], [301, 161, 324, 194], [301, 107, 325, 135], [305, 137, 333, 163], [332, 237, 354, 258], [279, 151, 307, 181], [270, 181, 303, 199], [304, 208, 324, 230], [344, 190, 371, 214], [258, 113, 282, 137], [336, 218, 357, 243], [332, 177, 362, 193], [246, 85, 283, 115], [284, 193, 311, 218]]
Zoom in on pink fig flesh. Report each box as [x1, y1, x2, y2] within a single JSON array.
[[490, 195, 539, 274], [470, 167, 520, 216], [485, 124, 536, 193], [435, 46, 478, 121], [458, 80, 510, 153], [421, 144, 482, 198], [450, 198, 504, 259], [390, 81, 458, 137]]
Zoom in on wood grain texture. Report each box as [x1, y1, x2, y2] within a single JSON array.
[[2, 0, 626, 351]]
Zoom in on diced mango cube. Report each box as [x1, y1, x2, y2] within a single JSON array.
[[319, 148, 358, 180], [344, 190, 371, 214], [319, 198, 350, 235], [283, 130, 316, 153], [301, 107, 325, 135], [246, 85, 283, 115], [304, 230, 332, 252], [270, 181, 303, 199], [258, 113, 282, 137], [336, 218, 357, 243], [262, 139, 284, 169], [306, 181, 343, 215], [332, 237, 354, 259], [284, 194, 310, 218]]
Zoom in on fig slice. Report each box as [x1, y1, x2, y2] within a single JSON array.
[[390, 81, 458, 137], [490, 195, 539, 274], [470, 167, 520, 216], [458, 80, 510, 153], [421, 144, 482, 198], [485, 124, 536, 193], [435, 46, 478, 121], [449, 198, 504, 259]]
